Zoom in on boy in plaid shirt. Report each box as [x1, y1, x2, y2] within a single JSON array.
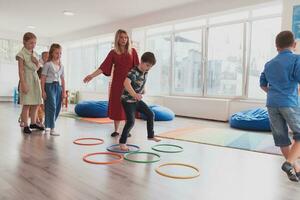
[[120, 52, 161, 151]]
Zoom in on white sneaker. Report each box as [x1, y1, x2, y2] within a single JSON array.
[[50, 129, 60, 136], [45, 128, 51, 134]]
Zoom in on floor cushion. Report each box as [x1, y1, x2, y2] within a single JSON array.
[[140, 105, 175, 121], [75, 101, 108, 118], [230, 108, 271, 131]]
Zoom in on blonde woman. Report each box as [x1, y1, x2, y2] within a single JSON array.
[[84, 29, 139, 137]]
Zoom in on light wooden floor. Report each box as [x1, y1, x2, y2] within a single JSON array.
[[0, 102, 299, 200]]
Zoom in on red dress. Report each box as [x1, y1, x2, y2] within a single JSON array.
[[99, 48, 139, 120]]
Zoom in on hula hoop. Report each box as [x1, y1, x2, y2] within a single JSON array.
[[83, 152, 123, 165], [106, 144, 140, 153], [155, 163, 200, 179], [151, 144, 183, 153], [73, 138, 104, 146], [124, 151, 161, 163]]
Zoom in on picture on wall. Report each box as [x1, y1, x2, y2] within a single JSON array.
[[292, 5, 300, 39]]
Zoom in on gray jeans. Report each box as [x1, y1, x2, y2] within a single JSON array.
[[267, 106, 300, 147]]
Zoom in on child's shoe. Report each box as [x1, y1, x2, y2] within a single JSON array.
[[30, 124, 45, 131], [50, 129, 60, 136], [23, 126, 32, 134], [296, 172, 300, 179], [45, 128, 51, 134], [281, 161, 299, 182]]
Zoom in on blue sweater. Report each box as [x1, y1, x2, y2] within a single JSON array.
[[260, 49, 300, 107]]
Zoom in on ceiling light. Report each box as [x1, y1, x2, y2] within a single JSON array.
[[26, 25, 36, 29], [63, 10, 75, 16]]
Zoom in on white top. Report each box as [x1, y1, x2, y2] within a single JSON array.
[[42, 61, 64, 83]]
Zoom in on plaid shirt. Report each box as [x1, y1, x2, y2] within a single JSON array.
[[121, 66, 148, 102]]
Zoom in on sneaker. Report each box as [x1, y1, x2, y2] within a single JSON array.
[[281, 161, 299, 182], [296, 172, 300, 179], [23, 126, 32, 134], [45, 128, 51, 134], [30, 124, 45, 131], [50, 129, 60, 136]]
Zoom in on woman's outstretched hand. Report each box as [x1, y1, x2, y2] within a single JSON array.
[[83, 74, 93, 83]]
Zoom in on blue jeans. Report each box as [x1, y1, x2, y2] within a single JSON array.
[[267, 106, 300, 147], [44, 82, 62, 129]]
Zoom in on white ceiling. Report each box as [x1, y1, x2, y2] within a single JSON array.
[[0, 0, 200, 38]]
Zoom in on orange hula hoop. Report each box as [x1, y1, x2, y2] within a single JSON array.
[[83, 152, 123, 165], [73, 138, 104, 146]]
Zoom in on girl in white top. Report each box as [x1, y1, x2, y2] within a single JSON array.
[[41, 43, 66, 136]]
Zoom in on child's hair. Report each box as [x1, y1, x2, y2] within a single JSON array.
[[276, 31, 295, 49], [23, 32, 36, 43], [48, 43, 61, 62], [141, 52, 156, 65], [114, 29, 132, 55], [41, 51, 48, 57]]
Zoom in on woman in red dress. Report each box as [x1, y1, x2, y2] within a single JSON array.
[[83, 29, 139, 137]]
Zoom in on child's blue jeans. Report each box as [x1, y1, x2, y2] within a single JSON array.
[[44, 82, 62, 129]]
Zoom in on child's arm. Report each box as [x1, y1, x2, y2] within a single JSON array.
[[295, 58, 300, 83], [17, 58, 28, 94], [83, 68, 103, 83], [61, 77, 66, 99], [260, 86, 268, 93], [41, 75, 47, 100], [259, 71, 268, 93], [124, 78, 142, 101]]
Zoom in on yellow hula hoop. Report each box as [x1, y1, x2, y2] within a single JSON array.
[[155, 163, 200, 179]]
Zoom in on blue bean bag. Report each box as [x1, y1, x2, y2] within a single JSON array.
[[75, 101, 108, 118], [140, 105, 175, 121], [230, 108, 271, 131]]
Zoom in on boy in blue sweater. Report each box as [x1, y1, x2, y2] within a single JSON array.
[[260, 30, 300, 182]]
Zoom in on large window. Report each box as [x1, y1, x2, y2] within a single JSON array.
[[173, 29, 203, 95], [63, 36, 113, 93], [131, 3, 282, 99], [145, 33, 171, 95], [248, 17, 281, 99], [95, 42, 112, 93], [0, 39, 9, 61], [206, 23, 244, 97], [67, 44, 98, 91]]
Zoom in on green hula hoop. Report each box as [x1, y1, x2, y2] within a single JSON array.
[[151, 144, 183, 153], [124, 151, 161, 163]]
